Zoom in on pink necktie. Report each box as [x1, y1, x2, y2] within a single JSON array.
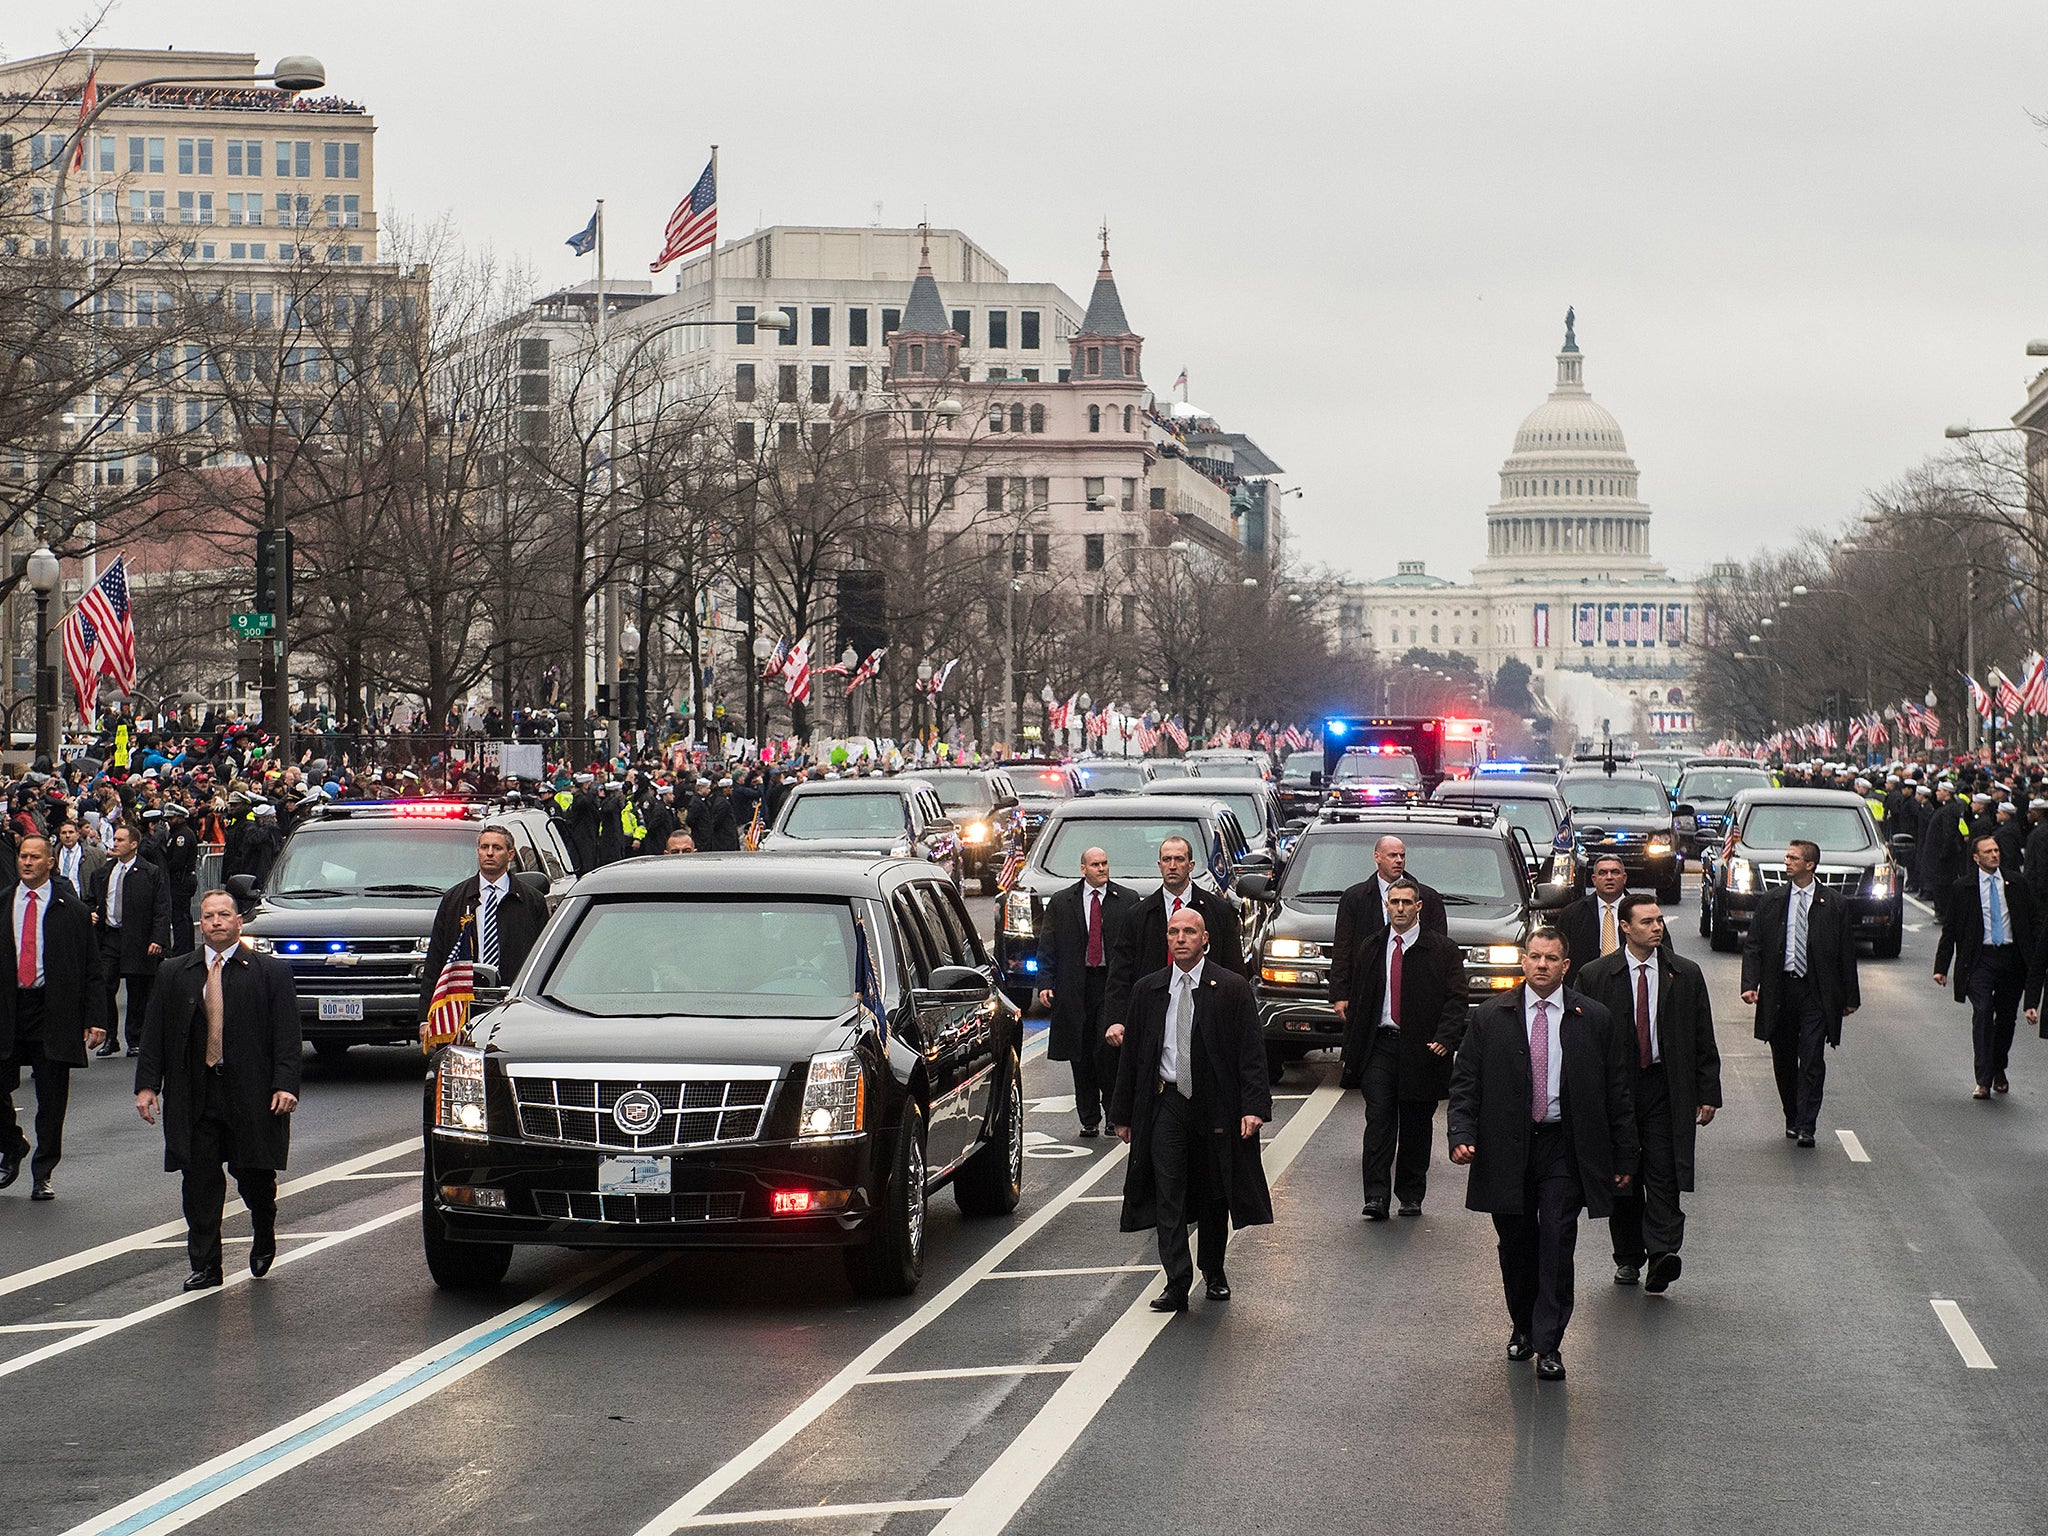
[[1530, 1000, 1551, 1124]]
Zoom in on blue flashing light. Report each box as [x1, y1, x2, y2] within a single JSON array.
[[1325, 719, 1350, 738], [1022, 958, 1041, 974], [282, 942, 303, 954], [327, 941, 348, 953]]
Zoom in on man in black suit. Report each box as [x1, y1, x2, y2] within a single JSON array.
[[1577, 895, 1722, 1292], [1328, 834, 1448, 1024], [1741, 838, 1860, 1145], [1103, 835, 1243, 1049], [1109, 906, 1272, 1311], [1556, 854, 1631, 975], [1038, 845, 1139, 1137], [1447, 927, 1636, 1381], [87, 821, 171, 1058], [0, 835, 109, 1199], [418, 824, 550, 1038], [1338, 876, 1467, 1219], [1935, 833, 2046, 1099], [136, 890, 302, 1291]]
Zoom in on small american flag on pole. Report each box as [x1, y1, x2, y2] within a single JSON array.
[[76, 557, 136, 692], [421, 916, 475, 1054], [2023, 652, 2048, 715], [62, 609, 100, 716], [651, 159, 717, 273]]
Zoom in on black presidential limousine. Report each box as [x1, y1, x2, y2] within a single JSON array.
[[422, 855, 1024, 1297]]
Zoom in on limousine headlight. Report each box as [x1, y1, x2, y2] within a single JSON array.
[[800, 1050, 866, 1139], [1002, 896, 1036, 937], [1869, 861, 1896, 896], [1725, 856, 1756, 893], [963, 821, 990, 844], [435, 1046, 487, 1139]]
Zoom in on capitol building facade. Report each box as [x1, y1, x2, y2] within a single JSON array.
[[1338, 313, 1706, 739]]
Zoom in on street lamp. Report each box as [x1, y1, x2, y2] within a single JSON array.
[[26, 545, 59, 762], [841, 645, 860, 737], [1076, 691, 1092, 754], [916, 659, 933, 746], [752, 633, 775, 744], [618, 623, 641, 737]]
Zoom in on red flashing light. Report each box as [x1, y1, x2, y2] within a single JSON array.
[[771, 1189, 815, 1216], [1422, 721, 1438, 733], [390, 802, 471, 818]]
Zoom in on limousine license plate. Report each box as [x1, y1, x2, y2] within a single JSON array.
[[318, 996, 365, 1022], [598, 1156, 670, 1196]]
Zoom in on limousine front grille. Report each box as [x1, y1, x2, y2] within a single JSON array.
[[531, 1189, 745, 1224], [508, 1072, 774, 1152]]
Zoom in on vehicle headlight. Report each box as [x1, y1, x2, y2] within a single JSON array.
[[248, 936, 276, 954], [1726, 856, 1755, 893], [1003, 896, 1036, 936], [799, 1050, 866, 1139], [435, 1046, 487, 1139], [1464, 944, 1522, 967], [1648, 834, 1673, 852], [1870, 862, 1895, 893], [1264, 938, 1323, 961], [963, 822, 989, 844], [411, 936, 432, 955]]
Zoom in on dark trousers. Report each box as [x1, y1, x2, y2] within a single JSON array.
[[1491, 1123, 1582, 1354], [1966, 946, 2024, 1088], [1150, 1084, 1227, 1296], [1359, 1042, 1436, 1206], [1069, 967, 1110, 1129], [1, 993, 69, 1181], [182, 1069, 277, 1274], [170, 881, 196, 957], [1610, 1065, 1683, 1264], [1768, 973, 1829, 1135], [100, 939, 155, 1049]]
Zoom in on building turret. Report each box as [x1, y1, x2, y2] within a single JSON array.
[[1068, 226, 1142, 382], [889, 224, 959, 384]]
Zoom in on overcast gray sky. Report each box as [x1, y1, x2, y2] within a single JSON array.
[[24, 1, 2048, 584]]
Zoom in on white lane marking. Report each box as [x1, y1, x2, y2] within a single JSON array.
[[1905, 895, 1935, 916], [0, 1137, 417, 1302], [675, 1502, 958, 1529], [1025, 1095, 1076, 1115], [1071, 1194, 1121, 1204], [1904, 923, 1925, 933], [1836, 1130, 1871, 1163], [334, 1171, 422, 1181], [0, 1319, 116, 1335], [64, 1255, 659, 1536], [141, 1232, 345, 1250], [984, 1266, 1155, 1280], [630, 1138, 1131, 1535], [930, 1080, 1346, 1536], [1931, 1299, 1996, 1369], [0, 1205, 411, 1381], [1271, 1093, 1310, 1101], [860, 1365, 1075, 1384]]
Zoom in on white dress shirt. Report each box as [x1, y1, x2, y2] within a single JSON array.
[[1159, 882, 1191, 920], [1979, 869, 2011, 945], [1376, 874, 1395, 923], [1524, 984, 1565, 1123], [478, 872, 510, 910], [14, 880, 51, 987], [57, 844, 81, 888], [1783, 880, 1813, 971], [107, 855, 138, 928], [1628, 949, 1661, 1064], [1595, 896, 1625, 951], [1158, 958, 1205, 1084], [1082, 880, 1109, 965], [1380, 926, 1414, 1030]]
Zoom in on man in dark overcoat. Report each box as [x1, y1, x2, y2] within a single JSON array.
[[1109, 907, 1272, 1312], [1037, 845, 1139, 1137], [135, 890, 301, 1291], [1741, 838, 1859, 1144], [1447, 928, 1636, 1380], [1338, 875, 1466, 1218], [1103, 835, 1242, 1047], [1577, 895, 1722, 1292], [1935, 832, 2048, 1099], [87, 820, 171, 1056], [1328, 834, 1447, 1025], [418, 824, 550, 1035]]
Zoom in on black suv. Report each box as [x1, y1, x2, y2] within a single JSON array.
[[757, 778, 963, 883], [1699, 788, 1901, 957], [1007, 761, 1086, 848], [905, 767, 1022, 894], [1239, 805, 1564, 1082], [1556, 765, 1681, 902], [423, 856, 1025, 1297], [1276, 749, 1324, 820], [233, 799, 578, 1054], [1671, 761, 1774, 861]]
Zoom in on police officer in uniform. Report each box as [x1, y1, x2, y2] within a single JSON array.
[[160, 806, 200, 956]]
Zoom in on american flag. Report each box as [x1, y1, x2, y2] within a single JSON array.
[[762, 638, 789, 679], [1164, 716, 1189, 751], [1846, 717, 1865, 750], [1995, 668, 2025, 721], [783, 638, 812, 704], [70, 67, 97, 173], [77, 557, 136, 692], [62, 609, 100, 716], [1967, 673, 1993, 721], [1085, 709, 1106, 738], [996, 839, 1025, 892], [651, 159, 717, 273], [1134, 722, 1158, 753], [421, 917, 475, 1054], [1046, 695, 1068, 731], [846, 646, 886, 693], [929, 657, 959, 695], [2023, 653, 2048, 715]]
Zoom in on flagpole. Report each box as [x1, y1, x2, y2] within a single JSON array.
[[705, 144, 719, 357], [594, 198, 607, 352]]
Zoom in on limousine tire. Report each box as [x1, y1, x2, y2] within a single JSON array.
[[421, 1175, 513, 1291], [955, 1052, 1023, 1217], [846, 1104, 927, 1298]]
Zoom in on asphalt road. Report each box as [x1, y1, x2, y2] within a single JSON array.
[[7, 883, 2048, 1535]]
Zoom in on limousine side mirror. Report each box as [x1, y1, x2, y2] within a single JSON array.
[[1674, 803, 1696, 819], [1533, 880, 1575, 910], [513, 870, 550, 904], [225, 873, 259, 909], [1236, 872, 1273, 902], [994, 795, 1019, 810], [925, 964, 993, 996]]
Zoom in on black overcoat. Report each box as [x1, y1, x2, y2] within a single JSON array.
[[1327, 877, 1448, 1007], [0, 882, 108, 1066], [1039, 877, 1139, 1063], [1740, 883, 1860, 1046], [86, 855, 172, 972], [1575, 949, 1722, 1190], [135, 946, 302, 1171], [1108, 963, 1274, 1232], [1933, 868, 2048, 1009], [421, 874, 550, 1016], [1444, 986, 1637, 1219], [1103, 884, 1243, 1031], [1337, 926, 1466, 1100]]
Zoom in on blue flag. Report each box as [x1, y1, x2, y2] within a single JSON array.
[[566, 208, 598, 256]]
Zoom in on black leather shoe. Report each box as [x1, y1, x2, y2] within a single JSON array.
[[1397, 1202, 1422, 1217], [0, 1152, 19, 1190], [1994, 1074, 2010, 1094], [1536, 1352, 1566, 1381], [1361, 1199, 1390, 1221], [1644, 1252, 1682, 1294], [249, 1234, 277, 1279], [1784, 1127, 1798, 1140], [182, 1268, 224, 1292], [124, 1047, 140, 1058], [1506, 1331, 1534, 1361], [1148, 1289, 1189, 1313], [94, 1040, 121, 1057], [1796, 1131, 1816, 1147], [29, 1177, 53, 1201], [1078, 1123, 1100, 1139], [1614, 1262, 1641, 1286], [1204, 1273, 1230, 1300]]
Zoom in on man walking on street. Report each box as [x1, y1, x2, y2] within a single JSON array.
[[1329, 835, 1447, 1021], [1039, 846, 1138, 1137], [1935, 833, 2045, 1099], [1742, 839, 1859, 1145], [1557, 854, 1631, 976], [1577, 895, 1721, 1293], [87, 821, 171, 1058], [419, 824, 550, 1038], [135, 891, 301, 1291], [1103, 836, 1243, 1050]]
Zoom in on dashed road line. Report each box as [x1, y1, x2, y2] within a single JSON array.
[[1931, 1299, 1996, 1369], [674, 1501, 959, 1529], [862, 1364, 1075, 1384], [985, 1266, 1154, 1280], [1836, 1129, 1871, 1163]]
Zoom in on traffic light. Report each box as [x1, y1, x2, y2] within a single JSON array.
[[595, 683, 611, 717], [255, 528, 294, 616]]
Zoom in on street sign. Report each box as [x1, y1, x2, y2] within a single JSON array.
[[231, 611, 275, 637]]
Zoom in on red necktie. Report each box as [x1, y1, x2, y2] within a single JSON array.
[[1388, 932, 1403, 1027], [17, 888, 36, 988], [1635, 962, 1653, 1069], [1530, 1000, 1551, 1123], [1085, 888, 1104, 967]]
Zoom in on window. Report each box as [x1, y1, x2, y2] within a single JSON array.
[[226, 192, 258, 226], [810, 306, 831, 346], [130, 190, 165, 224], [778, 422, 799, 453], [1009, 403, 1025, 432], [1084, 476, 1106, 508], [847, 364, 867, 393], [1021, 311, 1040, 349], [847, 307, 869, 347], [811, 364, 831, 403], [96, 135, 113, 173], [812, 423, 831, 452], [777, 305, 796, 344], [322, 140, 359, 178], [1021, 368, 1040, 383], [227, 138, 261, 175], [1122, 348, 1135, 375], [1029, 403, 1044, 432], [1086, 345, 1100, 375], [734, 363, 755, 403], [1120, 532, 1138, 575], [1088, 404, 1101, 432], [988, 406, 1005, 434], [908, 343, 924, 373], [1085, 534, 1105, 571], [130, 136, 164, 173], [986, 477, 1005, 511], [733, 421, 755, 457], [988, 309, 1008, 348], [1121, 595, 1137, 633], [1031, 477, 1049, 510], [735, 304, 756, 344], [1032, 533, 1050, 571], [277, 140, 311, 177], [1012, 533, 1027, 573], [882, 307, 901, 338], [951, 309, 971, 344], [1122, 404, 1133, 431], [988, 367, 1008, 381], [1009, 476, 1027, 512], [1121, 477, 1137, 510], [177, 138, 213, 174], [777, 364, 798, 402]]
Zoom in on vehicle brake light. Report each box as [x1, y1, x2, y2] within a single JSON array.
[[391, 802, 471, 818], [771, 1189, 814, 1215]]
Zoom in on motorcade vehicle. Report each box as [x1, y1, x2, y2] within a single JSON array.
[[1325, 746, 1426, 808], [914, 767, 1023, 894], [756, 779, 963, 884], [991, 793, 1256, 1007], [231, 799, 577, 1054], [1699, 788, 1902, 957], [1183, 748, 1273, 781], [1671, 761, 1776, 861], [422, 856, 1025, 1297], [1145, 776, 1285, 860], [1277, 749, 1325, 819], [1318, 716, 1447, 791], [1556, 763, 1682, 902], [1007, 761, 1087, 848], [1439, 716, 1494, 781], [1073, 760, 1151, 796], [1238, 805, 1565, 1082], [1635, 750, 1691, 795], [1142, 760, 1195, 782], [1432, 775, 1576, 888]]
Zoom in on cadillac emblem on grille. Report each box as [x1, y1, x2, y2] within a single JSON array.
[[611, 1089, 664, 1137]]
